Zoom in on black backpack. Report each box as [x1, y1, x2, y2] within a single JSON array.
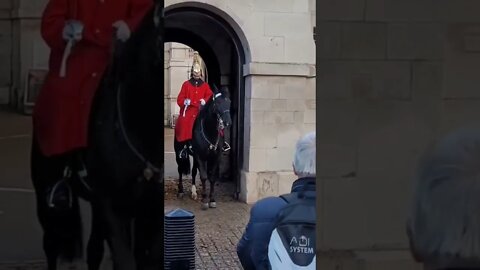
[[266, 181, 316, 269]]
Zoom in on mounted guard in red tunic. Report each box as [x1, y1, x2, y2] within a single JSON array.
[[174, 51, 213, 143], [33, 0, 153, 157], [31, 0, 153, 214]]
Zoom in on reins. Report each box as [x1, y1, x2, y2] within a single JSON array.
[[199, 93, 229, 151], [108, 38, 162, 179]]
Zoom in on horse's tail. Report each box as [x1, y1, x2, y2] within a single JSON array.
[[177, 154, 191, 176], [50, 196, 84, 262]]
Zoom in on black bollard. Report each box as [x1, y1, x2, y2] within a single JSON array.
[[164, 208, 195, 270]]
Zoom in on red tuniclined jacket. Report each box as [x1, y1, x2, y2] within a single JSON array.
[[33, 0, 153, 156], [175, 79, 213, 142]]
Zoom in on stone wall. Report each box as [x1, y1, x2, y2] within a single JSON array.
[[0, 0, 14, 105], [0, 15, 12, 104], [317, 0, 480, 269], [213, 0, 316, 203], [0, 0, 49, 110], [164, 42, 194, 126], [241, 65, 315, 202]]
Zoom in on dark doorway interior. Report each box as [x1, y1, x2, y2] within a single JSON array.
[[165, 5, 246, 199]]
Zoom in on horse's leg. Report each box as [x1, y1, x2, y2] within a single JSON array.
[[208, 161, 220, 208], [87, 202, 105, 270], [191, 158, 198, 200], [134, 180, 163, 270], [134, 214, 159, 270], [31, 142, 57, 270], [134, 216, 147, 270], [195, 157, 209, 210], [31, 139, 84, 270], [101, 198, 136, 270], [177, 171, 184, 199], [41, 224, 59, 270], [175, 140, 186, 199]]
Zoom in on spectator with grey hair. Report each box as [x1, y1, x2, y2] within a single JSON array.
[[407, 127, 480, 269], [237, 132, 316, 269]]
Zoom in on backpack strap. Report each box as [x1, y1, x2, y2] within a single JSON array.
[[279, 193, 295, 204], [297, 179, 316, 199], [280, 179, 316, 203]]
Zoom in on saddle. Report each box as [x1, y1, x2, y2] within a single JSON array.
[[178, 141, 230, 160]]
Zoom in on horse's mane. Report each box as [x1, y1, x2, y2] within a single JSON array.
[[118, 7, 157, 86], [198, 94, 215, 119], [102, 6, 163, 161], [197, 86, 230, 119]]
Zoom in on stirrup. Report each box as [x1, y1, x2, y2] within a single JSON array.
[[47, 166, 73, 210], [222, 142, 231, 152], [188, 145, 194, 155], [179, 147, 189, 159]]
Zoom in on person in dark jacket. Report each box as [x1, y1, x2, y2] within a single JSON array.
[[407, 127, 480, 269], [237, 132, 316, 269]]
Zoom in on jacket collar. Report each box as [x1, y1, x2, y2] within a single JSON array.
[[291, 176, 316, 193], [189, 78, 204, 86]]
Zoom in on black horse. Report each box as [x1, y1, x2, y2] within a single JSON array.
[[30, 4, 164, 270], [174, 85, 232, 210]]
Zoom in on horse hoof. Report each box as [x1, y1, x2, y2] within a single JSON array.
[[177, 193, 184, 199], [209, 202, 217, 208], [201, 203, 209, 210], [191, 185, 197, 200]]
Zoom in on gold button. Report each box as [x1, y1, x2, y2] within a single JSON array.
[[92, 73, 97, 77]]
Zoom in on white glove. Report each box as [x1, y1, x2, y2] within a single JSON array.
[[184, 99, 191, 106], [200, 99, 206, 106], [62, 20, 84, 42], [112, 20, 131, 42]]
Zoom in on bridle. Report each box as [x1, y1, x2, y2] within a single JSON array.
[[200, 92, 230, 151]]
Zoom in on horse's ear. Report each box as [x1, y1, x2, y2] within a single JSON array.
[[212, 84, 220, 94], [220, 86, 230, 98], [153, 1, 164, 28]]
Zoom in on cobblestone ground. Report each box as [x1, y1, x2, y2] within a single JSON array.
[[165, 177, 250, 270], [0, 179, 250, 270]]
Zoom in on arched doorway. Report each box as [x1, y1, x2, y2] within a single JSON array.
[[164, 3, 249, 198]]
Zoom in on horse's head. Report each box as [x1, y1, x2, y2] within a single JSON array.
[[152, 1, 164, 61], [111, 2, 163, 84], [211, 85, 232, 129]]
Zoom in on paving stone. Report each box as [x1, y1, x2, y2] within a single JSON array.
[[0, 180, 249, 270], [165, 179, 250, 269]]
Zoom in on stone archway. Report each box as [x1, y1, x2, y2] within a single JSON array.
[[164, 2, 250, 199]]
